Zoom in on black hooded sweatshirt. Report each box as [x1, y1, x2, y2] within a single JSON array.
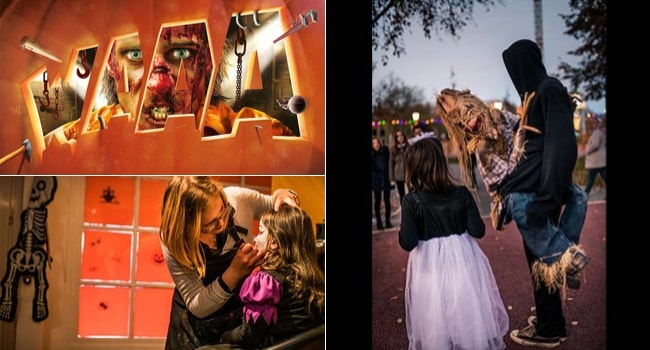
[[500, 39, 577, 225]]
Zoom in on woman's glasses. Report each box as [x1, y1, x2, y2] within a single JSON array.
[[200, 201, 232, 234]]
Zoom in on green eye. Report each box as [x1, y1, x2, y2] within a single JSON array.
[[125, 49, 142, 61], [169, 48, 194, 61]]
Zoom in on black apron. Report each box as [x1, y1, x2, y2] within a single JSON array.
[[165, 212, 248, 350]]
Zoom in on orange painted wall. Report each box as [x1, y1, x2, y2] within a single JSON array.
[[0, 0, 324, 175]]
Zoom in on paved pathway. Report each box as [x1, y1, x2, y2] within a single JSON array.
[[372, 201, 606, 349], [371, 161, 607, 349]]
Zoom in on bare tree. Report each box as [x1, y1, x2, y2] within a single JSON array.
[[373, 73, 426, 121], [557, 0, 606, 101], [373, 73, 447, 137], [372, 0, 502, 66]]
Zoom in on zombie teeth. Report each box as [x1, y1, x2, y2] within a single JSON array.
[[151, 106, 170, 121], [145, 115, 167, 127]]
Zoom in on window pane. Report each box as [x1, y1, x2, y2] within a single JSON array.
[[138, 178, 168, 228], [136, 232, 172, 283], [133, 287, 174, 338], [78, 285, 131, 338], [77, 175, 271, 343], [80, 230, 132, 282], [84, 176, 135, 226]]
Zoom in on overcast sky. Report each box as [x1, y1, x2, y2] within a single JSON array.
[[372, 0, 606, 114]]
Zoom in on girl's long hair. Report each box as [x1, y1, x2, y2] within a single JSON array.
[[389, 130, 409, 157], [371, 136, 386, 156], [159, 176, 228, 279], [405, 137, 455, 195], [260, 205, 325, 317]]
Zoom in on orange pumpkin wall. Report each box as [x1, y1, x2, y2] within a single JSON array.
[[0, 0, 324, 175]]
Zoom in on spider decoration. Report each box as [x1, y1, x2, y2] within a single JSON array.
[[101, 186, 119, 204]]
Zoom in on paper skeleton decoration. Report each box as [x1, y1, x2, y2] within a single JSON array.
[[0, 176, 57, 322]]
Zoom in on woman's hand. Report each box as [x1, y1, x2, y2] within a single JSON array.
[[221, 243, 264, 291], [271, 188, 300, 210]]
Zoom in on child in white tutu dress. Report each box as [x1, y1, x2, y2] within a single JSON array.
[[399, 134, 509, 350]]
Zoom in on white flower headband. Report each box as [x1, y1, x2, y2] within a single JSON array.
[[408, 131, 437, 145]]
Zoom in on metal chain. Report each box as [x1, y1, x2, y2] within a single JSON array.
[[37, 71, 51, 110], [53, 87, 59, 120], [234, 28, 247, 112], [235, 56, 242, 111]]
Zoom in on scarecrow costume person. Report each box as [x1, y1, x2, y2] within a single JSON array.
[[435, 87, 590, 293]]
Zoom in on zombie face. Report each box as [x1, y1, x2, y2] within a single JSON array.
[[435, 88, 497, 138], [107, 34, 145, 110], [435, 89, 515, 191], [138, 23, 213, 131], [106, 23, 213, 131]]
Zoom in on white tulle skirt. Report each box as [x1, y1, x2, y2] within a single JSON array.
[[405, 233, 509, 350]]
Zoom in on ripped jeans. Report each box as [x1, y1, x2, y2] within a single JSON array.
[[503, 183, 588, 264]]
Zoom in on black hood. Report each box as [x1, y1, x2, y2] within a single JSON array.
[[502, 39, 548, 101]]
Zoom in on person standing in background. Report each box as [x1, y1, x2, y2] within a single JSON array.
[[390, 130, 409, 205], [583, 117, 606, 196], [372, 136, 392, 230], [411, 124, 430, 139], [409, 124, 436, 146]]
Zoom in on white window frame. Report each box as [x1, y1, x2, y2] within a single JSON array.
[[19, 176, 168, 350]]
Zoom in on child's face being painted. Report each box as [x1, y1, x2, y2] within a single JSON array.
[[254, 222, 270, 255]]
